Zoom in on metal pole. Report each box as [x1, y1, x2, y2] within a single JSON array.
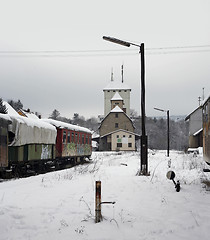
[[95, 181, 101, 223], [167, 110, 170, 157], [140, 43, 148, 175]]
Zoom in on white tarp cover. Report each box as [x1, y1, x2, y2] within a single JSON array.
[[9, 115, 57, 146], [0, 113, 11, 122]]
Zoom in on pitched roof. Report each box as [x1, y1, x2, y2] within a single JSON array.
[[99, 107, 135, 129], [185, 106, 202, 121], [110, 106, 124, 113], [111, 92, 123, 101]]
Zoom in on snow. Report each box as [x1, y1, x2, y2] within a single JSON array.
[[0, 113, 11, 122], [193, 128, 203, 136], [110, 106, 124, 113], [103, 81, 131, 91], [42, 118, 92, 134], [111, 92, 123, 101], [0, 150, 210, 240], [3, 101, 19, 116]]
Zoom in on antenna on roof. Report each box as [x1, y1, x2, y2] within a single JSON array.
[[111, 68, 114, 82], [121, 64, 124, 83], [198, 96, 201, 106], [202, 87, 205, 100]]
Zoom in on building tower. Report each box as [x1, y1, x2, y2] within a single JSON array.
[[103, 66, 131, 117]]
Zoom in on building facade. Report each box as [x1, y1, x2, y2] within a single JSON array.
[[185, 106, 203, 148], [203, 95, 210, 164], [103, 81, 131, 117], [95, 74, 140, 151]]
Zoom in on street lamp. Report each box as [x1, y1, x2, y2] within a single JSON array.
[[103, 36, 148, 175], [154, 107, 170, 157]]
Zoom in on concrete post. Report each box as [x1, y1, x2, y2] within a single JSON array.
[[95, 181, 101, 223]]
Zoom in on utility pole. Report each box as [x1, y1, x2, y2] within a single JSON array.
[[103, 36, 148, 175], [140, 43, 148, 174], [167, 110, 170, 157]]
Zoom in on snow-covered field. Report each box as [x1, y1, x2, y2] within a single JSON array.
[[1, 150, 210, 240]]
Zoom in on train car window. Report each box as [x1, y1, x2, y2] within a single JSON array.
[[82, 134, 84, 144], [89, 135, 91, 145], [71, 132, 74, 142], [86, 135, 88, 144], [63, 131, 66, 143], [78, 133, 80, 143], [75, 133, 78, 143], [67, 131, 70, 143]]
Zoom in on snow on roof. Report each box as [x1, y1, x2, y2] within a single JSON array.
[[193, 128, 203, 136], [110, 106, 124, 113], [42, 118, 92, 134], [3, 101, 19, 116], [185, 106, 202, 121], [19, 109, 39, 120], [103, 80, 131, 91], [111, 92, 123, 101], [0, 113, 11, 122]]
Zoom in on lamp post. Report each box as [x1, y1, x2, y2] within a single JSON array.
[[103, 36, 148, 175], [154, 107, 170, 157]]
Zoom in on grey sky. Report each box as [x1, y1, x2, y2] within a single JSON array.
[[0, 0, 210, 119]]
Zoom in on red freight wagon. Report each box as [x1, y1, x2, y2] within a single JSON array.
[[42, 119, 92, 164]]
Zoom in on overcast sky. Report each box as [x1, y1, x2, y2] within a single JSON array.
[[0, 0, 210, 119]]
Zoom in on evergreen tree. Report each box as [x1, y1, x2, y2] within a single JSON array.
[[8, 99, 23, 111], [0, 97, 7, 114], [49, 109, 60, 120]]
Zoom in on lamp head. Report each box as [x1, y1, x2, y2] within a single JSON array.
[[103, 36, 130, 47]]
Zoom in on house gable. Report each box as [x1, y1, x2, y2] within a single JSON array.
[[99, 110, 134, 137]]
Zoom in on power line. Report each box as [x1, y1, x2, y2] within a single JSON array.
[[0, 44, 210, 57]]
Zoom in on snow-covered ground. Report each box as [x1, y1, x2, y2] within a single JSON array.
[[1, 150, 210, 240]]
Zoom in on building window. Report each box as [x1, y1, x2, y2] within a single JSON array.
[[124, 90, 127, 92], [128, 143, 132, 148], [67, 132, 70, 143], [116, 135, 119, 138], [117, 143, 122, 148], [63, 131, 66, 143], [123, 135, 125, 138], [115, 113, 118, 118], [129, 135, 132, 138], [71, 132, 74, 142], [115, 123, 119, 128]]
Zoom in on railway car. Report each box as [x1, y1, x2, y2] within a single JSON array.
[[0, 110, 92, 178], [0, 114, 11, 170], [42, 119, 92, 166], [0, 114, 57, 177]]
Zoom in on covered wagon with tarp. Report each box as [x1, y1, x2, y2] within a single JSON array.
[[0, 114, 12, 170], [4, 115, 57, 175]]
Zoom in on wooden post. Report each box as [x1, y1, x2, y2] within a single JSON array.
[[95, 181, 101, 223]]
